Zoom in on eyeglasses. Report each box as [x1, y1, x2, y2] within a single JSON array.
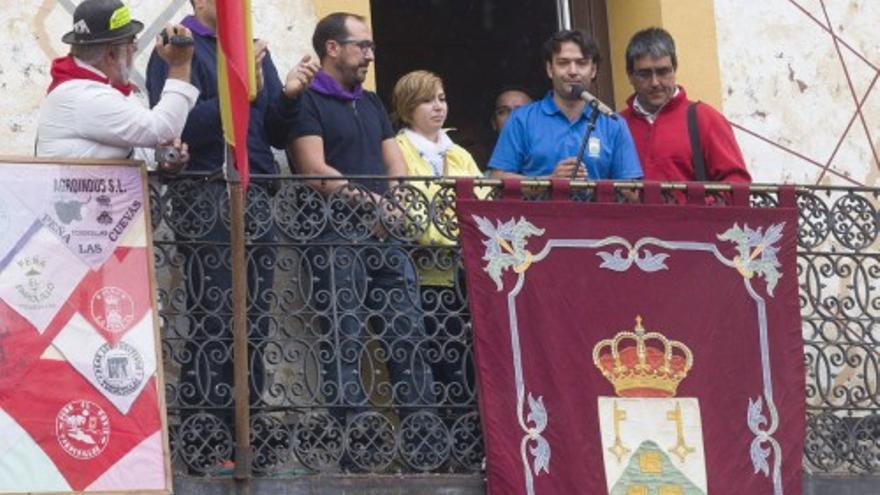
[[336, 39, 376, 53], [632, 66, 674, 81]]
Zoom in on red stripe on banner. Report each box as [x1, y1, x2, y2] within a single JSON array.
[[549, 179, 571, 201], [501, 179, 522, 200], [595, 180, 615, 203], [216, 0, 253, 190], [642, 181, 663, 204]]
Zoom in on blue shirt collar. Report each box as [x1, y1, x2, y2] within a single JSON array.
[[539, 91, 591, 121], [539, 91, 560, 115]]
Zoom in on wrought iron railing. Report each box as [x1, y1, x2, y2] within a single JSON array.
[[147, 174, 880, 478]]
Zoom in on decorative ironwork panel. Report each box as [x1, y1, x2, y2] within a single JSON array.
[[149, 176, 880, 477]]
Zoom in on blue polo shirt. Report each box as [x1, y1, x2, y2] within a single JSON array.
[[488, 92, 643, 179]]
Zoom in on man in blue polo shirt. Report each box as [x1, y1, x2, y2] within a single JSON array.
[[489, 29, 643, 180]]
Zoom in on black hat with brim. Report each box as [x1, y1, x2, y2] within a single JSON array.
[[61, 0, 144, 45]]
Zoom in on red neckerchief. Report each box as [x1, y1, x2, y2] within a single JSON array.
[[47, 55, 134, 96]]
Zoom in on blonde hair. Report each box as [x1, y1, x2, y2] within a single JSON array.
[[391, 70, 443, 128]]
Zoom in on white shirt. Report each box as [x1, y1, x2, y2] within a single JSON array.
[[36, 58, 199, 160], [633, 87, 681, 124]]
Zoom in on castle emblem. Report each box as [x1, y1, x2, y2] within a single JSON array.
[[594, 317, 707, 495], [93, 341, 145, 396], [90, 287, 135, 334]]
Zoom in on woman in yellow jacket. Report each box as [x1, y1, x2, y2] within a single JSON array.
[[391, 70, 481, 411], [391, 70, 482, 285]]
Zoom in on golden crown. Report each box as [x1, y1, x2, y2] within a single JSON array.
[[592, 316, 693, 398]]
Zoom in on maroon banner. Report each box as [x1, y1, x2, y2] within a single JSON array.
[[456, 182, 803, 495]]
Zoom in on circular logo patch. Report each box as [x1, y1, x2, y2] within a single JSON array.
[[56, 400, 111, 459], [93, 341, 145, 396], [90, 287, 135, 334]]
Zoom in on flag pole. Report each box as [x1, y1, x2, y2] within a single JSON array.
[[216, 0, 254, 484], [224, 144, 251, 485]]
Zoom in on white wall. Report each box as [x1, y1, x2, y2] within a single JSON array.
[[715, 0, 880, 186]]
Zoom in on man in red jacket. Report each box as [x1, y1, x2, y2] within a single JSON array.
[[620, 27, 751, 183]]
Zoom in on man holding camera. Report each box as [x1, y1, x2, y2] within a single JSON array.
[[37, 0, 197, 167], [146, 0, 318, 176], [142, 0, 318, 474]]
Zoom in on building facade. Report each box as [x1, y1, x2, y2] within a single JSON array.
[[1, 0, 877, 186]]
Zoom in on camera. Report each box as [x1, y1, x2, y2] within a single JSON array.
[[154, 146, 188, 175], [155, 146, 183, 164], [161, 31, 194, 47]]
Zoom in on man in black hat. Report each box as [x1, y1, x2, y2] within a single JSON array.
[[37, 0, 199, 163]]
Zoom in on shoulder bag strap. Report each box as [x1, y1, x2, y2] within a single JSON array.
[[687, 102, 707, 181]]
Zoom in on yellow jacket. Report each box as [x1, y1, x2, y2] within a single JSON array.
[[396, 132, 482, 286]]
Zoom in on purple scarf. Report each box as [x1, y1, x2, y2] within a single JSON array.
[[310, 69, 364, 101], [181, 15, 215, 37]]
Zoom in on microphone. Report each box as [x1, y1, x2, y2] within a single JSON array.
[[570, 85, 618, 120]]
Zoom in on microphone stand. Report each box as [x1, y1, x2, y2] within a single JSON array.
[[572, 99, 601, 179]]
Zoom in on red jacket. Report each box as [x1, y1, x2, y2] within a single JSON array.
[[621, 87, 751, 183]]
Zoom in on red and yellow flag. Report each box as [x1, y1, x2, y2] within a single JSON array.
[[216, 0, 256, 190]]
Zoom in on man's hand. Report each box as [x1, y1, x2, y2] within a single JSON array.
[[551, 157, 587, 179], [253, 39, 268, 94], [368, 191, 409, 241], [155, 24, 194, 67], [283, 55, 320, 99]]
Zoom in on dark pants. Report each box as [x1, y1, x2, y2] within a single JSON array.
[[421, 280, 474, 411], [171, 180, 276, 470], [310, 231, 437, 420]]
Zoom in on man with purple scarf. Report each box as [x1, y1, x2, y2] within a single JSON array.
[[289, 12, 409, 195], [288, 12, 437, 469], [144, 0, 318, 474]]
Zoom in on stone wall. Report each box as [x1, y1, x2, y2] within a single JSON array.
[[715, 0, 880, 186]]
